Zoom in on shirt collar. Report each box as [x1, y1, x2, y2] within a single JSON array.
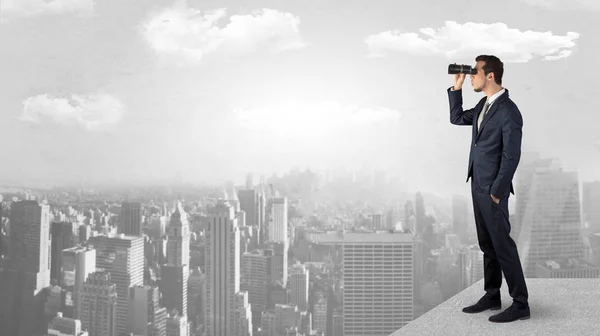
[[487, 88, 505, 105]]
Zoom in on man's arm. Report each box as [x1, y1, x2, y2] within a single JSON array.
[[490, 104, 523, 198], [448, 87, 478, 126]]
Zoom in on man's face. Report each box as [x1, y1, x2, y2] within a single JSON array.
[[470, 61, 490, 92]]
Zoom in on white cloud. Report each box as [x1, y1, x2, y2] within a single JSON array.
[[141, 1, 306, 65], [20, 93, 125, 131], [365, 21, 580, 63], [0, 0, 94, 20], [520, 0, 600, 11], [235, 100, 401, 139]]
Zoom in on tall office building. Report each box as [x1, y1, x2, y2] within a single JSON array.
[[386, 208, 398, 230], [233, 291, 253, 336], [88, 234, 144, 335], [513, 152, 554, 241], [258, 186, 267, 244], [79, 271, 118, 336], [119, 202, 143, 236], [188, 267, 206, 329], [61, 246, 96, 318], [342, 231, 413, 336], [238, 189, 259, 229], [268, 196, 287, 243], [160, 265, 189, 318], [372, 213, 385, 230], [167, 202, 190, 267], [128, 285, 167, 336], [517, 167, 587, 277], [289, 262, 309, 312], [160, 202, 190, 318], [51, 221, 75, 282], [0, 200, 51, 336], [241, 249, 272, 331], [5, 200, 51, 289], [205, 200, 241, 336], [268, 241, 288, 287], [313, 292, 327, 334]]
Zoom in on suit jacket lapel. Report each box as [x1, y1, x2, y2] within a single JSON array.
[[475, 89, 509, 141], [476, 103, 499, 137]]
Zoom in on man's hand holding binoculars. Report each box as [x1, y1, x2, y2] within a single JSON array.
[[449, 63, 476, 90], [454, 72, 466, 91]]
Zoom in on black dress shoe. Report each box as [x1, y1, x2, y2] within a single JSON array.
[[462, 295, 501, 314], [488, 303, 530, 323]]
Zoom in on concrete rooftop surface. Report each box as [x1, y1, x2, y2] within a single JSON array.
[[391, 278, 600, 336]]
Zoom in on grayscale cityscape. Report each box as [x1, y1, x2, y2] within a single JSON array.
[[0, 1, 599, 336]]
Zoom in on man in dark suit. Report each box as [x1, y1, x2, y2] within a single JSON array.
[[448, 55, 530, 323]]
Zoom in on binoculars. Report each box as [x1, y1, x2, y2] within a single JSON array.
[[448, 64, 476, 75]]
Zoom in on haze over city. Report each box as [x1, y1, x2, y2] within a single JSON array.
[[1, 0, 600, 195]]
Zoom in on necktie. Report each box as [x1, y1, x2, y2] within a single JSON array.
[[477, 100, 490, 130]]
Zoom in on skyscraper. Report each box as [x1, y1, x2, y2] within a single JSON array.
[[160, 202, 190, 318], [342, 230, 413, 336], [513, 152, 554, 240], [61, 246, 96, 319], [79, 271, 118, 336], [205, 200, 241, 336], [128, 285, 167, 336], [6, 200, 51, 289], [517, 167, 587, 277], [238, 189, 260, 230], [268, 196, 287, 243], [258, 187, 267, 244], [313, 292, 327, 334], [51, 221, 75, 282], [241, 249, 272, 331], [0, 200, 51, 336], [88, 234, 144, 335], [289, 262, 309, 312], [119, 202, 143, 236]]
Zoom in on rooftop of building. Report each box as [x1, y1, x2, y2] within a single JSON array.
[[390, 278, 600, 336], [538, 259, 599, 270], [304, 228, 414, 244], [88, 232, 144, 241]]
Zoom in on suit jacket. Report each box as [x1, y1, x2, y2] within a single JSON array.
[[447, 87, 523, 198]]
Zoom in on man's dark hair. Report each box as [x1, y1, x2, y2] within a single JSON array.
[[476, 55, 503, 85]]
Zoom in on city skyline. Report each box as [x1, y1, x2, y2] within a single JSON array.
[[1, 166, 599, 335], [1, 0, 599, 196]]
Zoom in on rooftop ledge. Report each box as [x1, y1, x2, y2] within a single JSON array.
[[391, 278, 600, 336]]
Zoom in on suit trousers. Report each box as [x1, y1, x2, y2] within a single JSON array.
[[470, 170, 529, 308]]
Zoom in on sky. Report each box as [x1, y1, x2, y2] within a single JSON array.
[[0, 0, 599, 194]]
